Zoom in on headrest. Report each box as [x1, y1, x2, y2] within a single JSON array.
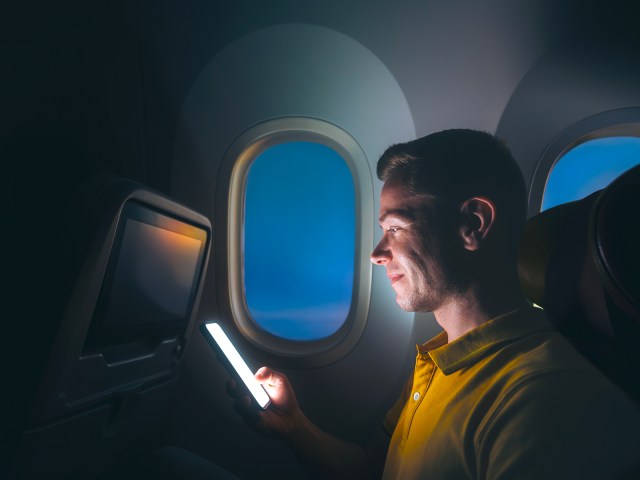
[[518, 163, 640, 327], [518, 164, 640, 400], [590, 163, 640, 322]]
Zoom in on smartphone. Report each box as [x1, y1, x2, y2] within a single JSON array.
[[200, 322, 271, 409]]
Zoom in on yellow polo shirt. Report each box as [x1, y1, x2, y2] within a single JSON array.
[[382, 307, 640, 479]]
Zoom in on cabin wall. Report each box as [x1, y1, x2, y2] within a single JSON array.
[[497, 29, 640, 210]]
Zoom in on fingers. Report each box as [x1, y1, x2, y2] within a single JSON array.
[[226, 378, 257, 414], [228, 380, 262, 426], [227, 367, 301, 440], [232, 394, 261, 426], [226, 378, 242, 398]]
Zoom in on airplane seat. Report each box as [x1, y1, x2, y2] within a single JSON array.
[[10, 173, 212, 479], [518, 163, 640, 404]]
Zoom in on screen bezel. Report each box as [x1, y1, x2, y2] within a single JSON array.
[[83, 200, 209, 352]]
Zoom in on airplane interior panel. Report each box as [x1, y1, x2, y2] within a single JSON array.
[[3, 0, 640, 478]]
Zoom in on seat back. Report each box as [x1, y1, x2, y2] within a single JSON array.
[[518, 164, 640, 403], [11, 174, 212, 478]]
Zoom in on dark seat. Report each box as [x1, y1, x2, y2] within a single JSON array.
[[518, 163, 640, 403]]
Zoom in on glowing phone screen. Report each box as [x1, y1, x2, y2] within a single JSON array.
[[202, 322, 271, 409]]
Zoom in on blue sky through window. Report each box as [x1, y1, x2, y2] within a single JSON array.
[[542, 136, 640, 211], [244, 142, 355, 341]]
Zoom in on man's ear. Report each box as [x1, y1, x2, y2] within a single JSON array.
[[459, 197, 496, 251]]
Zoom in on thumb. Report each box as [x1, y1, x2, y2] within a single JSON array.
[[255, 366, 285, 386]]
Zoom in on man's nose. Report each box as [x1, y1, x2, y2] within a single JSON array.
[[370, 240, 391, 265]]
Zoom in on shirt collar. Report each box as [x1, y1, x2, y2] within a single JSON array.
[[416, 307, 552, 375]]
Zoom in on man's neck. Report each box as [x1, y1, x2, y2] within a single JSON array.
[[433, 279, 529, 343]]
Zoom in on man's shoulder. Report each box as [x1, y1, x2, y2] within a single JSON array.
[[498, 325, 599, 374], [484, 327, 631, 404], [470, 311, 639, 478], [477, 340, 640, 480]]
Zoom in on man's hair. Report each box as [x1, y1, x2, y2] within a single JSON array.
[[377, 129, 527, 250]]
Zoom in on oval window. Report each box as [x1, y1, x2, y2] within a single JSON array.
[[243, 141, 355, 341], [542, 136, 640, 211]]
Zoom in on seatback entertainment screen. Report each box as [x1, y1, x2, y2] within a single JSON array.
[[84, 200, 209, 351]]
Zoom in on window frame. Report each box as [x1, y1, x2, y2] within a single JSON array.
[[529, 108, 640, 215], [218, 117, 373, 367]]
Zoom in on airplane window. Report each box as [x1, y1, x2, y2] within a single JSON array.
[[244, 141, 355, 341], [542, 136, 640, 211]]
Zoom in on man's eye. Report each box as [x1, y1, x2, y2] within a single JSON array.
[[387, 227, 400, 234]]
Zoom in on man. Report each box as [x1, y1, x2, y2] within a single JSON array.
[[229, 129, 640, 479]]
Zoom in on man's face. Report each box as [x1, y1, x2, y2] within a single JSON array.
[[370, 176, 462, 312]]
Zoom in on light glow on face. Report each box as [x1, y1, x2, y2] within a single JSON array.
[[205, 323, 271, 409], [371, 178, 456, 313]]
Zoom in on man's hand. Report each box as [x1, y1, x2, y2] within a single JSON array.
[[226, 367, 304, 441], [227, 366, 381, 479]]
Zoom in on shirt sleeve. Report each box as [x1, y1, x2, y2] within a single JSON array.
[[382, 374, 414, 436]]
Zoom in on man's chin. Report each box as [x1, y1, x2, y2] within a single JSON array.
[[394, 294, 415, 312], [395, 293, 436, 313]]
